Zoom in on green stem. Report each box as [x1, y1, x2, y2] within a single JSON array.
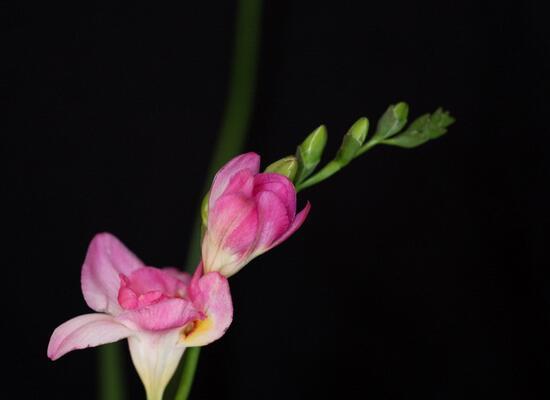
[[296, 160, 342, 191], [356, 139, 378, 156], [173, 348, 201, 400], [99, 343, 126, 400], [172, 0, 263, 399], [296, 140, 380, 191]]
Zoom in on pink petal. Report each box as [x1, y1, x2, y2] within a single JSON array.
[[253, 172, 297, 218], [269, 201, 311, 250], [121, 267, 187, 300], [117, 284, 140, 310], [208, 193, 259, 254], [182, 272, 233, 347], [254, 190, 293, 250], [221, 169, 255, 198], [118, 298, 200, 332], [47, 313, 132, 360], [162, 268, 191, 287], [81, 233, 144, 315], [209, 152, 260, 211]]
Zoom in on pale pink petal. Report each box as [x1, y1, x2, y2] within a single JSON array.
[[47, 313, 132, 360], [253, 172, 297, 217], [269, 201, 311, 250], [81, 233, 144, 315], [118, 298, 200, 332], [182, 272, 233, 347], [254, 190, 292, 250], [209, 152, 260, 210]]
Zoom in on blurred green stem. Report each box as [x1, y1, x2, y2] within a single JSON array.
[[183, 0, 263, 269], [173, 0, 263, 399], [99, 343, 126, 400]]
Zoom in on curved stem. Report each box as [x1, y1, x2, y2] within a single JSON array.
[[172, 0, 263, 399]]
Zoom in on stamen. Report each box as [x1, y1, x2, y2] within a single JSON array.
[[181, 321, 197, 338]]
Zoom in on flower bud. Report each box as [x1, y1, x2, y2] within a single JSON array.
[[335, 117, 369, 165], [372, 101, 409, 141], [200, 191, 210, 228], [295, 125, 328, 183], [202, 152, 310, 277], [265, 155, 298, 182], [347, 117, 369, 145]]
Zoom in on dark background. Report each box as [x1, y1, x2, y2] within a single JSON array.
[[6, 1, 549, 399]]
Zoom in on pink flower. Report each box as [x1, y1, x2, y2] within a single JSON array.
[[202, 152, 311, 277], [48, 233, 232, 400]]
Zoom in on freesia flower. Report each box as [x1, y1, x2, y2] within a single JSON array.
[[202, 152, 311, 277], [48, 233, 232, 400]]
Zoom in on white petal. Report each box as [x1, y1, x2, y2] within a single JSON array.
[[128, 330, 186, 400]]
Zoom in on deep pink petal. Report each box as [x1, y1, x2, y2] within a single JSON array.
[[118, 284, 139, 309], [209, 152, 260, 211], [118, 298, 200, 332], [47, 313, 132, 360], [254, 190, 293, 250], [269, 201, 311, 250], [209, 193, 259, 254], [182, 272, 233, 347], [253, 172, 297, 218], [81, 233, 145, 315], [221, 169, 255, 199]]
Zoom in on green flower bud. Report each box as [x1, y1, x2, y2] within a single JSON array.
[[347, 117, 369, 145], [265, 155, 299, 182], [201, 191, 210, 228], [334, 117, 369, 165], [295, 125, 328, 183], [372, 101, 409, 142]]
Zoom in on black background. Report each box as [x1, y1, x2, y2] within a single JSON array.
[[6, 1, 549, 399]]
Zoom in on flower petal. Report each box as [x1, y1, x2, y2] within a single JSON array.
[[182, 272, 233, 347], [81, 233, 145, 315], [118, 298, 200, 332], [128, 330, 185, 400], [162, 267, 191, 287], [221, 169, 256, 198], [120, 267, 188, 301], [203, 193, 259, 274], [47, 313, 132, 360], [269, 201, 311, 250], [253, 172, 297, 218], [209, 152, 260, 211], [254, 190, 293, 250]]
